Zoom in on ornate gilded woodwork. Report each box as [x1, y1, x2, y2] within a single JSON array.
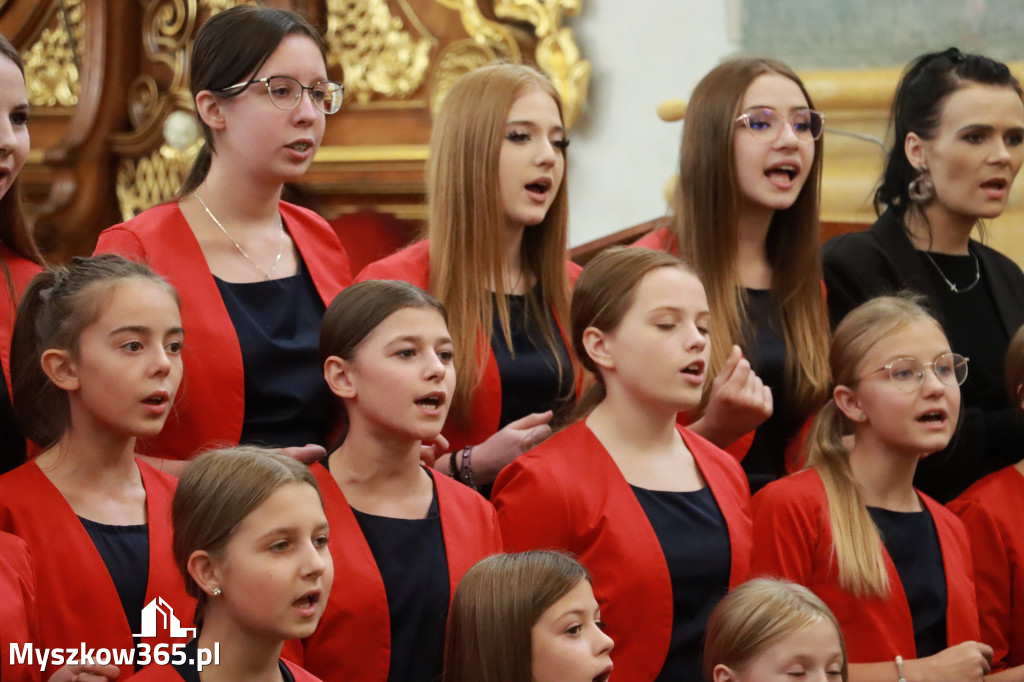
[[21, 0, 84, 107]]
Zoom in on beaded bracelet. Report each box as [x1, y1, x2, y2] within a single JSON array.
[[460, 446, 478, 491]]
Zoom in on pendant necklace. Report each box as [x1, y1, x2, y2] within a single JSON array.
[[922, 248, 980, 294], [195, 192, 285, 281]]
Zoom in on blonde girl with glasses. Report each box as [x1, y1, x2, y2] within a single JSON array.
[[949, 325, 1024, 674], [824, 48, 1024, 503], [634, 57, 830, 495], [95, 6, 352, 467], [751, 295, 1024, 682]]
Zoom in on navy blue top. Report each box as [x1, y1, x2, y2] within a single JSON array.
[[79, 517, 149, 645], [214, 257, 332, 449], [352, 471, 449, 682], [742, 288, 799, 494], [169, 638, 296, 681], [0, 369, 24, 474], [631, 484, 732, 682], [490, 290, 574, 428], [868, 505, 948, 657]]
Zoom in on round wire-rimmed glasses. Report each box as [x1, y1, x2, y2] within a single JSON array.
[[862, 352, 969, 393], [735, 107, 825, 141], [219, 75, 344, 115]]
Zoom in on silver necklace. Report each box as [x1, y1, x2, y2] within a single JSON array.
[[922, 248, 980, 294], [195, 192, 285, 281]]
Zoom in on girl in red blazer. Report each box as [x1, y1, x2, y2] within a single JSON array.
[[356, 63, 579, 490], [0, 255, 194, 681], [286, 280, 502, 682], [0, 33, 43, 474], [128, 447, 331, 682], [94, 6, 351, 465], [493, 247, 753, 682], [949, 325, 1024, 672], [751, 296, 1022, 682], [633, 57, 830, 491]]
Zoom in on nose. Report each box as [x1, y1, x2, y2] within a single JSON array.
[[920, 364, 948, 396], [594, 625, 614, 655], [535, 138, 557, 168], [687, 324, 709, 353], [989, 138, 1014, 165], [0, 118, 18, 156], [151, 346, 173, 376], [425, 350, 448, 381], [303, 539, 330, 578], [774, 118, 801, 148], [292, 89, 318, 125]]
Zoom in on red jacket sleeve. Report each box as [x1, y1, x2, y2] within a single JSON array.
[[94, 226, 149, 262], [492, 456, 573, 553], [750, 474, 822, 585]]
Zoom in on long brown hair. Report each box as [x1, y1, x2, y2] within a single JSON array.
[[427, 63, 572, 426], [670, 56, 829, 424], [442, 551, 590, 682], [805, 295, 943, 598], [0, 33, 44, 301]]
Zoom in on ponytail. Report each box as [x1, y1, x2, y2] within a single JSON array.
[[178, 144, 212, 197]]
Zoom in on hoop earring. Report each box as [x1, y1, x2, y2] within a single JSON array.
[[908, 165, 934, 204]]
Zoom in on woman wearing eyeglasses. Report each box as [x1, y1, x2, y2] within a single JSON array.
[[751, 295, 1014, 682], [823, 48, 1024, 503], [635, 57, 831, 493], [95, 6, 352, 465]]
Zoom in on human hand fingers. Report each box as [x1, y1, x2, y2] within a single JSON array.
[[279, 444, 327, 464]]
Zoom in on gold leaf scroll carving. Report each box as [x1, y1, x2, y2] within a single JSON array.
[[325, 0, 435, 102], [116, 141, 201, 221], [493, 0, 590, 128], [22, 0, 85, 107]]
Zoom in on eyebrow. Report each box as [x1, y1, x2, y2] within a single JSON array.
[[386, 334, 454, 346], [108, 325, 185, 337], [506, 119, 566, 132]]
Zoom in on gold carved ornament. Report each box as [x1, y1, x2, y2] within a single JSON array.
[[22, 0, 85, 108]]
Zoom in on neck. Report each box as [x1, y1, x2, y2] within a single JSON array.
[[37, 422, 138, 482], [197, 161, 283, 224], [586, 384, 683, 455], [736, 207, 773, 289], [198, 611, 282, 682], [329, 422, 424, 490], [847, 431, 922, 511], [501, 225, 526, 292], [904, 206, 974, 255]]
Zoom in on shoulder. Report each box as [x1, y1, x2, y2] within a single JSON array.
[[683, 427, 749, 490], [95, 203, 185, 257], [493, 421, 595, 496], [136, 458, 179, 496], [919, 490, 968, 536], [105, 203, 183, 238], [283, 659, 324, 682], [0, 461, 43, 497], [0, 246, 41, 289], [355, 239, 430, 285], [753, 469, 826, 513], [973, 240, 1024, 281], [434, 470, 495, 517], [631, 226, 675, 253]]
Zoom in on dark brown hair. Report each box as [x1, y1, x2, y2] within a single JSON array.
[[179, 6, 325, 195], [11, 254, 177, 447]]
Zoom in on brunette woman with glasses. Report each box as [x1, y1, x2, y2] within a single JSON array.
[[823, 48, 1024, 502], [635, 57, 831, 494], [95, 6, 352, 467]]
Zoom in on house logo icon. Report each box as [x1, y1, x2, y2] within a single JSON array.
[[133, 597, 196, 639]]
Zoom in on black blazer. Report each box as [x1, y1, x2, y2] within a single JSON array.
[[822, 207, 1024, 502]]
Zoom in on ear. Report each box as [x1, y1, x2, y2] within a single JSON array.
[[712, 664, 738, 682], [40, 348, 80, 392], [582, 326, 615, 371], [904, 132, 928, 171], [324, 355, 357, 399], [833, 384, 866, 424], [195, 90, 227, 132], [187, 550, 222, 597]]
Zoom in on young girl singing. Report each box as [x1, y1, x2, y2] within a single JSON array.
[[0, 255, 194, 680], [493, 246, 752, 681], [442, 551, 613, 682], [288, 280, 502, 682], [128, 447, 331, 681], [751, 295, 1021, 681]]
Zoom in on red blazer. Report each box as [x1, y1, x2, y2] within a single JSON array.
[[94, 202, 352, 460], [356, 239, 581, 451], [492, 420, 752, 682], [1, 246, 41, 389], [127, 656, 322, 681], [1, 531, 38, 682], [286, 462, 503, 682], [0, 459, 195, 681], [949, 465, 1024, 670], [751, 469, 979, 663]]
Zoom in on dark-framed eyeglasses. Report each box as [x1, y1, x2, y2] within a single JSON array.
[[219, 75, 344, 115], [735, 107, 825, 141], [863, 352, 969, 393]]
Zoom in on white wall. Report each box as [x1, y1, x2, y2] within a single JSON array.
[[566, 2, 737, 247]]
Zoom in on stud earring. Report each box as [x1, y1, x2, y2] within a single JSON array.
[[211, 586, 222, 596]]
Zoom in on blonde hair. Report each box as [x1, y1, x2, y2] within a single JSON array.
[[805, 294, 943, 598], [703, 578, 848, 682], [427, 63, 572, 426], [443, 551, 590, 682], [670, 57, 830, 426], [172, 446, 323, 626]]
